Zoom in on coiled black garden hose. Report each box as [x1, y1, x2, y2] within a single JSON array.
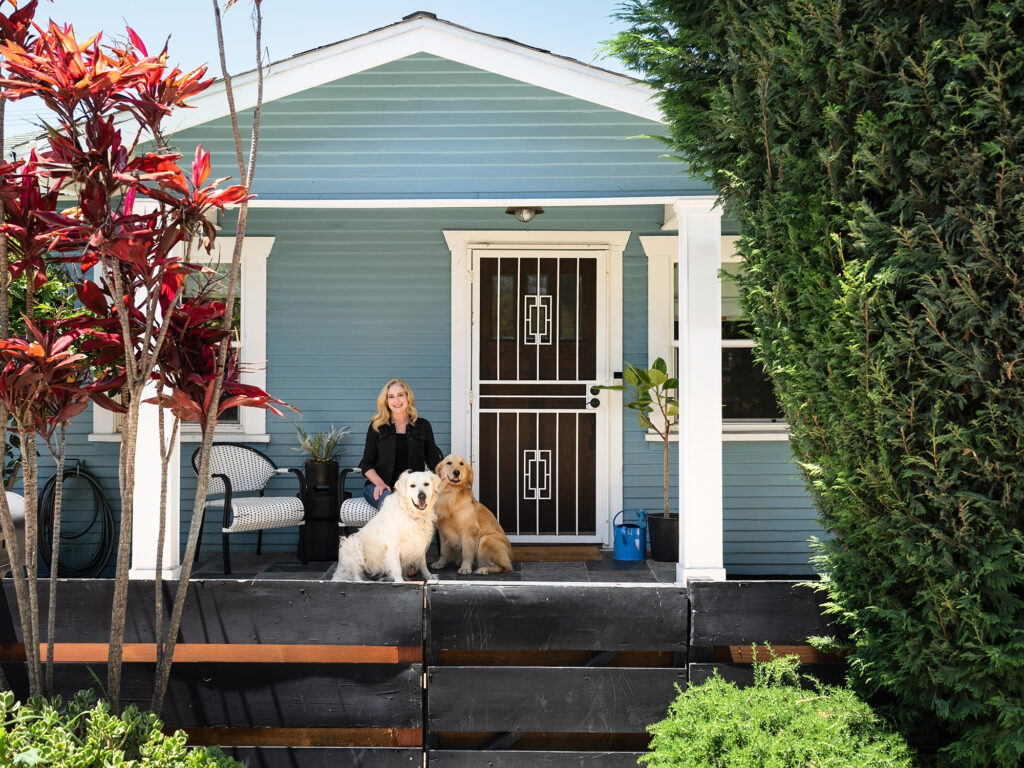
[[38, 459, 116, 578]]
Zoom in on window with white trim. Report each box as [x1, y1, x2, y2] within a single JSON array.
[[642, 235, 786, 440], [90, 236, 274, 443]]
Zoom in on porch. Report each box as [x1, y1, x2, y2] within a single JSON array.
[[190, 546, 679, 583]]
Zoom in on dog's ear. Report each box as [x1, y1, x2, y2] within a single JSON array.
[[465, 462, 474, 488], [395, 471, 409, 496], [435, 457, 447, 476]]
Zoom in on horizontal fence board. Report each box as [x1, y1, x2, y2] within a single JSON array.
[[0, 580, 422, 646], [220, 747, 421, 767], [428, 667, 684, 733], [0, 643, 420, 664], [428, 584, 687, 651], [187, 727, 421, 748], [688, 662, 848, 688], [429, 751, 644, 768], [689, 581, 839, 646], [49, 663, 422, 729]]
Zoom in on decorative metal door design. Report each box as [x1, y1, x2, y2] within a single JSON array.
[[472, 250, 608, 541]]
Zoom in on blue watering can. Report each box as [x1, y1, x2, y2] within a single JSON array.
[[613, 508, 647, 561]]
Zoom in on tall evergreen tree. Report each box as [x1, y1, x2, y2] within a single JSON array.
[[611, 2, 1024, 764]]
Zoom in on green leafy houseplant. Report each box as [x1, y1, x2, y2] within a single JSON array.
[[642, 651, 915, 768], [600, 358, 677, 517], [294, 424, 350, 463]]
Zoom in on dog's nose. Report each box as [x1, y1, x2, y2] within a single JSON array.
[[452, 470, 460, 478], [417, 492, 427, 502]]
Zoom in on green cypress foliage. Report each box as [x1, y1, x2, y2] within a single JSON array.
[[642, 653, 915, 767], [611, 2, 1024, 764]]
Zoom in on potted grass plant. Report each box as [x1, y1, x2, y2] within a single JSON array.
[[599, 358, 679, 561], [294, 423, 350, 486]]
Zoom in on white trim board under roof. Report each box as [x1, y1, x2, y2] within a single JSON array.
[[159, 11, 662, 136]]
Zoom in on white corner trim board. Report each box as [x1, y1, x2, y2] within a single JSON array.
[[161, 16, 662, 137]]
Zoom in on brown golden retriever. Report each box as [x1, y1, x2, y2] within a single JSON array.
[[432, 454, 513, 575]]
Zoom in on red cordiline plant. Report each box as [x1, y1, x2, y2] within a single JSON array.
[[0, 316, 92, 696], [0, 6, 274, 708]]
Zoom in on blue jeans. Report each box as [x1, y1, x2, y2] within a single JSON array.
[[363, 482, 391, 509]]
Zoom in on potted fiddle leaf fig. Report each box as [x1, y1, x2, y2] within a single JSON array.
[[598, 358, 679, 561], [294, 423, 350, 486]]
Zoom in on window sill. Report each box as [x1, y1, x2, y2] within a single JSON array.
[[89, 432, 272, 444], [644, 422, 790, 443]]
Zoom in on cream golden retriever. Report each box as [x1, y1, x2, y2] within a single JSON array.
[[332, 470, 440, 582], [432, 454, 513, 575]]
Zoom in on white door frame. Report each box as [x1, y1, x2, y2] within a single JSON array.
[[445, 230, 629, 545]]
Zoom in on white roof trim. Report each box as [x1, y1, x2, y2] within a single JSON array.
[[244, 195, 694, 209], [161, 15, 663, 136]]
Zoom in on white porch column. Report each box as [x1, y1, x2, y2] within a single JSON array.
[[675, 199, 727, 585], [129, 384, 181, 579]]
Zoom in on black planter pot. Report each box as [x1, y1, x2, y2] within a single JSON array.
[[304, 459, 339, 489], [647, 513, 679, 562]]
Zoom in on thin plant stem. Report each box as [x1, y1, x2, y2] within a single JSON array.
[[44, 426, 67, 694]]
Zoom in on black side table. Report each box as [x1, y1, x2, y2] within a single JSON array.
[[300, 460, 340, 562]]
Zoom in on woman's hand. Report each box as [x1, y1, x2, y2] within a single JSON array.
[[372, 480, 391, 500]]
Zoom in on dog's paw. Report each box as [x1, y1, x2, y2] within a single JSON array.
[[430, 560, 446, 570], [458, 563, 472, 574]]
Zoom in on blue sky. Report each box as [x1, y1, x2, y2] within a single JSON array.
[[4, 0, 634, 138]]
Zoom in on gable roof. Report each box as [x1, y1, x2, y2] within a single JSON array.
[[161, 11, 663, 136]]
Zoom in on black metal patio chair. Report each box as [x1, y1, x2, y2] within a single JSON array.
[[192, 443, 306, 575]]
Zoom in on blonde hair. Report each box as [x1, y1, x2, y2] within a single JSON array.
[[370, 378, 419, 431]]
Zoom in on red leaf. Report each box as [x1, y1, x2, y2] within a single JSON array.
[[126, 26, 148, 57], [90, 391, 127, 413]]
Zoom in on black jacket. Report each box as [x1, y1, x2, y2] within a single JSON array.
[[357, 418, 444, 487]]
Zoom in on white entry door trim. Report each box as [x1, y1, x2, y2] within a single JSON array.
[[445, 230, 628, 545]]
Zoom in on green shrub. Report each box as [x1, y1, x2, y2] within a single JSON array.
[[642, 653, 915, 768], [0, 689, 242, 767], [612, 2, 1024, 763]]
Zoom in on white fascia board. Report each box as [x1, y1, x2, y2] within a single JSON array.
[[161, 18, 662, 137], [245, 196, 684, 209]]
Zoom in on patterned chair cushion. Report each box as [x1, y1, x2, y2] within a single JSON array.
[[211, 496, 305, 534], [339, 497, 378, 527]]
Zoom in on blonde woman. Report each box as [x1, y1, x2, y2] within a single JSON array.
[[358, 379, 445, 508]]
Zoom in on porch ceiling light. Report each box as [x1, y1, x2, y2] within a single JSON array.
[[506, 206, 544, 223]]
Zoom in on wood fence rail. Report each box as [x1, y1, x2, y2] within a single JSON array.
[[0, 578, 843, 767]]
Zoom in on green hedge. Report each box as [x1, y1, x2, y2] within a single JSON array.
[[642, 654, 915, 768], [0, 690, 241, 767], [611, 1, 1024, 764]]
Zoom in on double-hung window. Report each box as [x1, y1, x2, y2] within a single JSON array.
[[642, 234, 786, 440], [90, 235, 274, 443]]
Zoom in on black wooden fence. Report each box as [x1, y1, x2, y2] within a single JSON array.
[[0, 579, 841, 767]]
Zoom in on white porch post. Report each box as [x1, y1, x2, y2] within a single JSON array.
[[129, 384, 181, 579], [675, 199, 727, 585]]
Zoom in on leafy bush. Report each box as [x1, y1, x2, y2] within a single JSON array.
[[612, 1, 1024, 762], [0, 689, 242, 767], [642, 654, 915, 768]]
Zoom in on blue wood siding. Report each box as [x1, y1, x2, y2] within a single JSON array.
[[166, 53, 704, 200], [28, 52, 822, 577]]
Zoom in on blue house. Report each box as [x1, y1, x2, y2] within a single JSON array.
[[57, 12, 821, 582]]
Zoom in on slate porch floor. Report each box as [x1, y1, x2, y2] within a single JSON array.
[[192, 546, 678, 583]]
